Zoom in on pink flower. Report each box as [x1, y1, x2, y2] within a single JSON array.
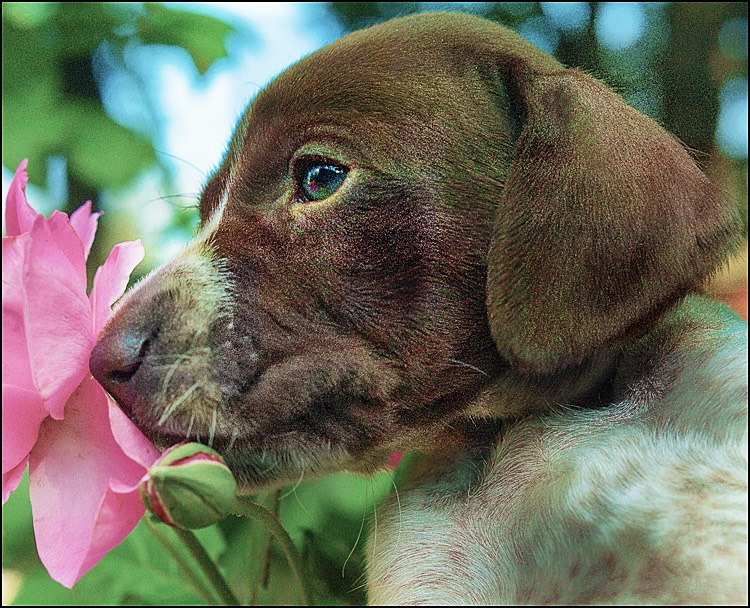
[[2, 159, 160, 588]]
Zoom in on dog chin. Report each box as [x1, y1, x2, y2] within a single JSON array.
[[222, 445, 351, 492]]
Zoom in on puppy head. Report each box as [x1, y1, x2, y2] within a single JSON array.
[[90, 13, 740, 489]]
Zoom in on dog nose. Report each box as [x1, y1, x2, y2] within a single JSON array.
[[90, 326, 152, 413]]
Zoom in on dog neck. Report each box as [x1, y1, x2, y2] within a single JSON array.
[[465, 345, 623, 422], [447, 295, 729, 453]]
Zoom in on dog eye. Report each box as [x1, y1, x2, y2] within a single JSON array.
[[296, 160, 348, 202]]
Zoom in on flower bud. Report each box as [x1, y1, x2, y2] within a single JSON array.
[[140, 443, 237, 529]]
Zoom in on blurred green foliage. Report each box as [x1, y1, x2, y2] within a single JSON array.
[[3, 2, 233, 202], [3, 467, 397, 605], [2, 2, 748, 606]]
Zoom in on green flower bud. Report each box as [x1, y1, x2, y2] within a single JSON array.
[[140, 443, 237, 529]]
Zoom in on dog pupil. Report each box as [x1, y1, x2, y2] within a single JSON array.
[[303, 163, 346, 201]]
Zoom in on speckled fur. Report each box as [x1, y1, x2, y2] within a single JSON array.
[[367, 297, 747, 605]]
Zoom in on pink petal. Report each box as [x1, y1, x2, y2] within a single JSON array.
[[47, 210, 87, 288], [69, 201, 103, 261], [71, 483, 146, 587], [5, 159, 37, 237], [4, 159, 87, 287], [2, 235, 35, 393], [23, 216, 93, 419], [2, 459, 28, 504], [28, 378, 147, 588], [2, 385, 47, 477], [89, 241, 145, 336], [108, 397, 160, 470]]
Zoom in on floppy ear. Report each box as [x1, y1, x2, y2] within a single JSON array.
[[486, 67, 742, 375]]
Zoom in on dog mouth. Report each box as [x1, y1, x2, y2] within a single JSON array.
[[135, 403, 375, 491], [140, 423, 349, 490], [113, 340, 398, 486]]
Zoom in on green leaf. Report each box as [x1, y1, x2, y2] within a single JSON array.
[[1, 471, 37, 572], [138, 3, 234, 74], [218, 493, 277, 604], [7, 518, 208, 606], [3, 84, 155, 190], [3, 2, 60, 29], [63, 101, 157, 189]]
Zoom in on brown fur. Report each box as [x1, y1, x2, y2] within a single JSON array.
[[90, 13, 747, 603]]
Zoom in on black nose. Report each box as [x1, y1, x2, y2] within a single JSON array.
[[90, 326, 153, 413]]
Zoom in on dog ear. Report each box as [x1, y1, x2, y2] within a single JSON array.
[[486, 67, 741, 375]]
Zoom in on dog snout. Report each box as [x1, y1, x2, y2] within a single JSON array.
[[87, 247, 245, 448], [89, 311, 156, 414]]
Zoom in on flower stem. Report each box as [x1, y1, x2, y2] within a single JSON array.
[[235, 496, 313, 606], [172, 526, 241, 606], [144, 516, 221, 605], [261, 490, 281, 590]]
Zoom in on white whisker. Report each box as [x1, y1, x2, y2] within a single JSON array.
[[161, 353, 191, 396], [369, 480, 378, 565], [388, 470, 403, 552], [447, 358, 490, 377], [343, 483, 368, 579], [280, 464, 306, 500], [260, 461, 280, 475], [208, 407, 217, 447], [158, 382, 200, 425], [227, 429, 239, 452]]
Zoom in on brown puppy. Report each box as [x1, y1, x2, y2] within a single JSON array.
[[91, 13, 748, 604]]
